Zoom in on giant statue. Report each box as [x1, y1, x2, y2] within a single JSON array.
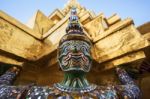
[[0, 8, 141, 99]]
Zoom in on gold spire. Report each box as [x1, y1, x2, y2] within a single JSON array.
[[67, 0, 79, 7], [63, 0, 82, 14]]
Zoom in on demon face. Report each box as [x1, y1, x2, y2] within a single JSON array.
[[58, 40, 92, 72]]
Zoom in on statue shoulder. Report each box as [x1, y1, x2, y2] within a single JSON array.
[[26, 86, 54, 99], [0, 85, 27, 99], [26, 86, 64, 99], [94, 85, 118, 99]]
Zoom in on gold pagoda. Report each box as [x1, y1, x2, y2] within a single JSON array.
[[0, 0, 150, 98]]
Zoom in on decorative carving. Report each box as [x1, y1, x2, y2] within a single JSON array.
[[94, 25, 148, 64], [84, 14, 108, 38], [0, 18, 47, 61], [58, 40, 92, 72]]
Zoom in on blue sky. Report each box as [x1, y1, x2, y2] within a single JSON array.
[[0, 0, 149, 26]]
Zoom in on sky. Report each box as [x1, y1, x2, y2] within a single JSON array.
[[0, 0, 149, 26]]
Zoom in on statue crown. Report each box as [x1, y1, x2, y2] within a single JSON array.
[[66, 7, 83, 34]]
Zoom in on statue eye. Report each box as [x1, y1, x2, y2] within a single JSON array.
[[62, 46, 68, 52], [80, 45, 90, 53], [81, 46, 86, 52]]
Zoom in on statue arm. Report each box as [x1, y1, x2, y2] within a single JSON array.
[[0, 67, 35, 99], [116, 67, 135, 85], [0, 85, 28, 99], [0, 66, 19, 85], [115, 67, 141, 99], [0, 67, 54, 99]]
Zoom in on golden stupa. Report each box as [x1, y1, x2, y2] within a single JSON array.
[[0, 0, 150, 98]]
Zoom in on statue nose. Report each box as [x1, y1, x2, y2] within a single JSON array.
[[72, 46, 78, 53]]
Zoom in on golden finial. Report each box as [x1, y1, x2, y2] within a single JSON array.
[[67, 0, 80, 8], [63, 0, 82, 14]]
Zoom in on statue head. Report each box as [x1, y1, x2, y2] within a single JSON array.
[[57, 8, 92, 73]]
